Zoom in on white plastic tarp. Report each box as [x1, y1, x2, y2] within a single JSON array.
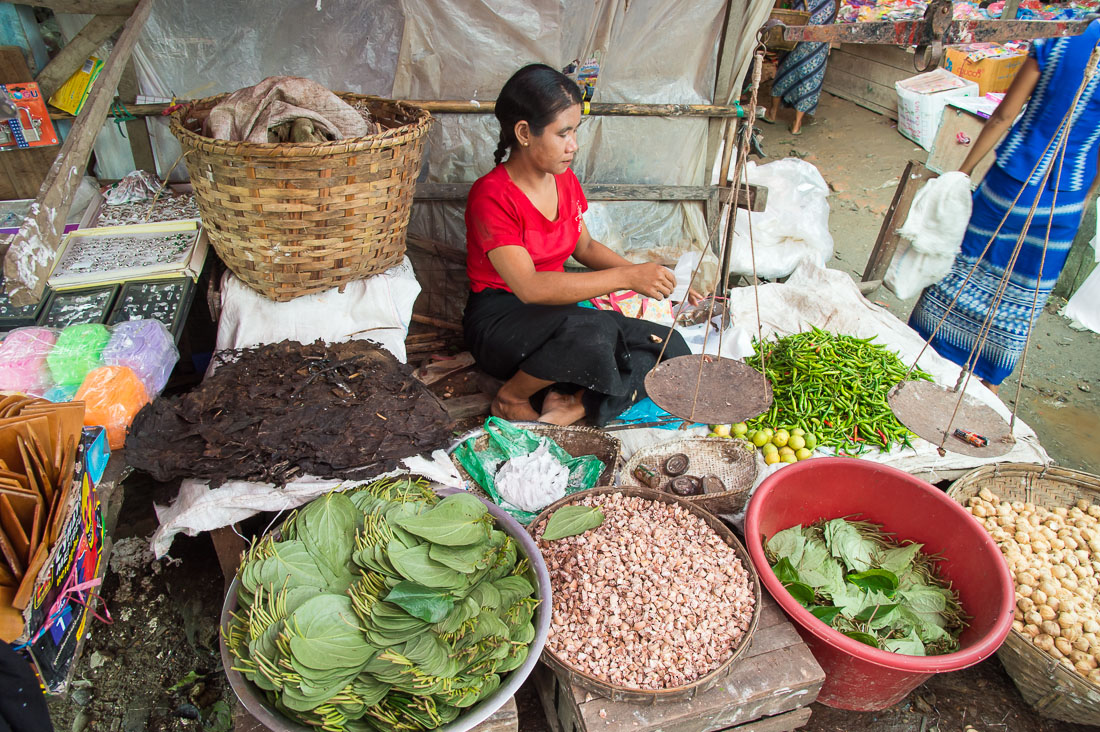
[[150, 261, 1050, 557], [87, 0, 779, 268]]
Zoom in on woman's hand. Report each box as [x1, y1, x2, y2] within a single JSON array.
[[685, 287, 706, 306], [627, 262, 677, 300]]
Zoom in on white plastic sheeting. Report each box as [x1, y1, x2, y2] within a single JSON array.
[[87, 0, 782, 266]]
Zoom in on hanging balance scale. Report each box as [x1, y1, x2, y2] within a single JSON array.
[[644, 51, 773, 427], [888, 380, 1015, 458], [646, 355, 772, 425]]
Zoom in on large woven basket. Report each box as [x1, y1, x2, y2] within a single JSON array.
[[621, 436, 759, 515], [169, 94, 432, 302], [948, 463, 1100, 725], [528, 486, 762, 704]]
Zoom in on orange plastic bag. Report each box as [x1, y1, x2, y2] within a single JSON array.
[[75, 366, 149, 450]]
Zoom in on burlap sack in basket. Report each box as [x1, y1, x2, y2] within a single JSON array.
[[622, 437, 759, 515], [948, 463, 1100, 725], [169, 93, 432, 302]]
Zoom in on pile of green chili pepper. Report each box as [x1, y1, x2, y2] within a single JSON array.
[[745, 326, 933, 455]]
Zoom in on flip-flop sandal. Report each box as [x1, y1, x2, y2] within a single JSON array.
[[788, 125, 803, 135], [760, 114, 777, 125]]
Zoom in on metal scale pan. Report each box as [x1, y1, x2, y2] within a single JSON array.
[[645, 354, 773, 425], [888, 379, 1015, 458]]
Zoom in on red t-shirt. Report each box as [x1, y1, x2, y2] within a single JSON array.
[[465, 165, 588, 293]]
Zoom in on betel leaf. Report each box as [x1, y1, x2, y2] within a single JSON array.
[[809, 605, 842, 625], [783, 581, 815, 607], [542, 505, 604, 541], [883, 630, 927, 657], [385, 581, 455, 623], [766, 525, 806, 566], [388, 543, 467, 589], [847, 569, 900, 597], [773, 556, 801, 585], [854, 602, 899, 624], [823, 519, 876, 573], [879, 542, 923, 576], [395, 492, 490, 546], [844, 631, 881, 648], [898, 586, 948, 615]]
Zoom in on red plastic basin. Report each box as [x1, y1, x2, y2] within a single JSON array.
[[744, 457, 1014, 711]]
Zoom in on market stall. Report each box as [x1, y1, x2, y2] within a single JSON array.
[[2, 2, 1100, 731]]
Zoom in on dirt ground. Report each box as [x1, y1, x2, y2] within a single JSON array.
[[44, 90, 1100, 732]]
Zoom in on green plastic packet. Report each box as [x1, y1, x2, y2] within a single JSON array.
[[452, 416, 604, 524]]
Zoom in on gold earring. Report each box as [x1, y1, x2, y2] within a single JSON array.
[[522, 142, 529, 147]]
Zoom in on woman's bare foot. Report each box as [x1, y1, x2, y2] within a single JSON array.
[[980, 378, 1000, 395], [538, 390, 586, 426], [491, 393, 540, 421]]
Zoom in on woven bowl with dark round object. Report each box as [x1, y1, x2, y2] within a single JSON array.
[[622, 437, 759, 515], [702, 475, 726, 495], [667, 476, 702, 496], [663, 453, 689, 476]]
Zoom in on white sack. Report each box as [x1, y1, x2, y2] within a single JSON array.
[[728, 159, 834, 280], [215, 257, 420, 362], [886, 172, 972, 300], [1063, 265, 1100, 334]]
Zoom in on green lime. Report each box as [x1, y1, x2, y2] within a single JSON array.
[[732, 422, 749, 438], [752, 431, 770, 447], [781, 453, 798, 464], [804, 432, 818, 450], [761, 428, 774, 442], [762, 442, 779, 456], [711, 424, 731, 437], [772, 429, 790, 448], [791, 427, 805, 437], [779, 446, 795, 458], [788, 434, 806, 451], [764, 452, 780, 465], [795, 447, 813, 461]]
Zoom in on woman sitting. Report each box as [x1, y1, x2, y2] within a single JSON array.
[[464, 63, 694, 427]]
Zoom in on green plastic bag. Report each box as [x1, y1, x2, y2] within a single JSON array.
[[453, 417, 605, 524]]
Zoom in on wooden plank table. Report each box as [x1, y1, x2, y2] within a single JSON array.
[[534, 592, 824, 732]]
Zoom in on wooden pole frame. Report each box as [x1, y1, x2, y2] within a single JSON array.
[[2, 0, 153, 306]]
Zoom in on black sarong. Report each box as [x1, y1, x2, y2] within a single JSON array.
[[464, 289, 690, 426]]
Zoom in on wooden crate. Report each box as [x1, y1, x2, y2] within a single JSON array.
[[926, 103, 996, 181], [823, 43, 919, 119], [534, 593, 824, 732]]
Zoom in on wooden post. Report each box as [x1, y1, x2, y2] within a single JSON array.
[[117, 58, 156, 172], [33, 14, 125, 100], [862, 160, 937, 283], [2, 0, 153, 306]]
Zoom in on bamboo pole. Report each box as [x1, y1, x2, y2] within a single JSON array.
[[51, 99, 748, 121]]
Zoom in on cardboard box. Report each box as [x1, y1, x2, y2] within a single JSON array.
[[896, 68, 979, 150], [943, 43, 1026, 96]]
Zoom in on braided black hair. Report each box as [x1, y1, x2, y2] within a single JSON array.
[[494, 63, 584, 165]]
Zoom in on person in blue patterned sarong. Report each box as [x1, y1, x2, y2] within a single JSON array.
[[909, 19, 1100, 392], [764, 0, 837, 134]]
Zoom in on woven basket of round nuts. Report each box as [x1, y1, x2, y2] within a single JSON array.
[[529, 487, 761, 704]]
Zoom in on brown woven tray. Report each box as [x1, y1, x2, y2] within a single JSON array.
[[948, 463, 1100, 725], [621, 436, 759, 515], [448, 422, 621, 501], [170, 94, 432, 302], [528, 486, 763, 704]]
